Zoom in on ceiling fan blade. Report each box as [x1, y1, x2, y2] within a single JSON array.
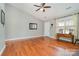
[[44, 6, 51, 8], [36, 8, 41, 11], [43, 9, 45, 12], [34, 5, 41, 7], [41, 3, 45, 6]]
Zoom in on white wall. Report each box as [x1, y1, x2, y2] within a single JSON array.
[[5, 4, 44, 39], [0, 3, 5, 52]]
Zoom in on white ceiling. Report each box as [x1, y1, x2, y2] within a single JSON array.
[[10, 3, 79, 21]]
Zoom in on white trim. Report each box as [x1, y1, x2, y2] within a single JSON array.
[[5, 35, 45, 41], [0, 45, 5, 55]]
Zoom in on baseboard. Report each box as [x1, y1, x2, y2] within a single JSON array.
[[5, 35, 45, 41], [0, 45, 5, 55]]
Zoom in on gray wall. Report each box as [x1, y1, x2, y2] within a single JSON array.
[[0, 3, 5, 52], [49, 20, 56, 37], [5, 4, 44, 39], [44, 19, 56, 38], [77, 14, 79, 39]]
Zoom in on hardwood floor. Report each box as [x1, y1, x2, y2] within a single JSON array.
[[1, 36, 79, 56]]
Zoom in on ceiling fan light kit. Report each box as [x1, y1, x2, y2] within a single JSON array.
[[40, 8, 43, 11]]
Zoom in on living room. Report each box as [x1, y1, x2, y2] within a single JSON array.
[[0, 3, 79, 56]]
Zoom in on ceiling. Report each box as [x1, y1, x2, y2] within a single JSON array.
[[10, 3, 79, 21]]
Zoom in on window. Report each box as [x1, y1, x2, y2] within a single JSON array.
[[56, 17, 75, 34], [59, 29, 63, 33], [58, 21, 64, 26]]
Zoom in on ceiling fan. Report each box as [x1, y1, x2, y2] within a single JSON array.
[[34, 3, 51, 12]]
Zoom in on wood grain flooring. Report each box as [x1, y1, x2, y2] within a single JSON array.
[[1, 36, 79, 56]]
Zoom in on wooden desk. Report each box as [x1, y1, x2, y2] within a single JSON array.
[[56, 33, 74, 43]]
